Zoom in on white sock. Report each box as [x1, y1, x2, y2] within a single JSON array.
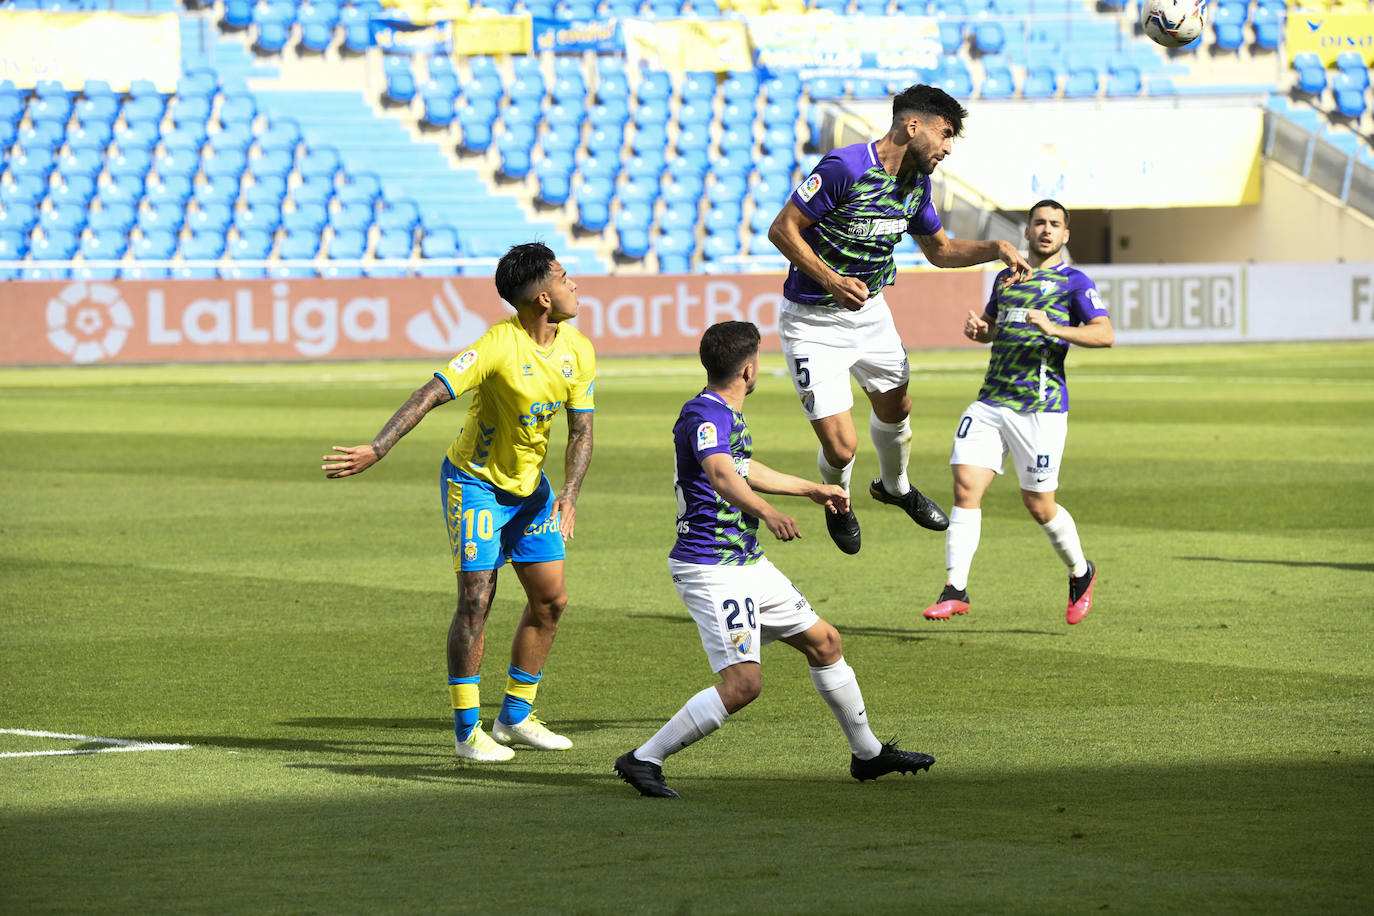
[[1041, 505, 1088, 577], [817, 448, 854, 492], [634, 685, 729, 766], [809, 658, 882, 760], [869, 414, 911, 496], [945, 506, 982, 591]]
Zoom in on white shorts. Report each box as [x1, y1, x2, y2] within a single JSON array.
[[778, 292, 910, 421], [668, 556, 821, 673], [948, 400, 1069, 493]]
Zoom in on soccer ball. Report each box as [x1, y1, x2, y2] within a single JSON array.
[[1140, 0, 1207, 48]]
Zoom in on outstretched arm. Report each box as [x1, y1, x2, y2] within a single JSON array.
[[914, 228, 1031, 282], [744, 459, 850, 516], [553, 409, 594, 540], [322, 376, 452, 478]]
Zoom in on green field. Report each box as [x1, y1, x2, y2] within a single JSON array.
[[2, 341, 1371, 914]]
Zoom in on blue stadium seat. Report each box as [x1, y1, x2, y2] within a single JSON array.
[[1252, 5, 1281, 50], [1336, 52, 1370, 90], [659, 206, 698, 234], [154, 150, 202, 182], [328, 229, 368, 259], [230, 230, 274, 260], [292, 179, 334, 209], [147, 176, 193, 208], [223, 0, 253, 29], [80, 229, 127, 262], [329, 204, 373, 234], [279, 229, 321, 261], [420, 228, 459, 260], [183, 229, 227, 260], [248, 150, 294, 182], [133, 229, 177, 261], [618, 178, 661, 207], [538, 170, 572, 207], [637, 71, 672, 104], [283, 204, 328, 233], [234, 204, 282, 235], [575, 197, 611, 234], [1333, 73, 1367, 119], [245, 177, 288, 208], [1296, 64, 1326, 97], [1022, 66, 1058, 99], [41, 204, 87, 236], [113, 122, 160, 155], [680, 71, 717, 105], [340, 6, 374, 53], [50, 176, 97, 209], [201, 153, 248, 185], [422, 87, 456, 127], [375, 228, 415, 259], [616, 225, 650, 259], [88, 203, 137, 234], [378, 201, 420, 233], [136, 202, 183, 236]]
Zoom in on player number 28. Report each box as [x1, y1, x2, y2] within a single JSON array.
[[722, 598, 756, 630], [462, 508, 494, 540]]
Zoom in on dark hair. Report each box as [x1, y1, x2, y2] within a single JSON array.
[[891, 84, 968, 137], [494, 242, 558, 306], [699, 321, 760, 385], [1028, 199, 1070, 226]]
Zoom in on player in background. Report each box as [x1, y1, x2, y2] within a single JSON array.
[[768, 84, 1032, 556], [323, 243, 595, 761], [923, 200, 1113, 625], [613, 321, 935, 798]]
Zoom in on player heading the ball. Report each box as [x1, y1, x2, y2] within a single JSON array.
[[767, 83, 1033, 556]]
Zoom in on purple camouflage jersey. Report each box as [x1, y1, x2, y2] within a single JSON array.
[[979, 263, 1110, 412], [669, 390, 761, 567], [782, 142, 944, 308]]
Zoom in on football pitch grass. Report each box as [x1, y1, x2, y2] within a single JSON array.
[[2, 341, 1371, 914]]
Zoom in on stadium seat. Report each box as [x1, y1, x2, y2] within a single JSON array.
[[576, 197, 611, 233], [133, 229, 177, 261], [147, 176, 194, 208], [279, 229, 321, 262], [375, 229, 415, 260], [1333, 74, 1367, 119], [229, 230, 274, 260], [283, 204, 328, 234], [328, 229, 368, 259], [234, 204, 283, 235], [88, 203, 137, 234], [245, 177, 288, 209], [616, 226, 651, 260], [182, 230, 227, 261], [1022, 67, 1058, 99], [80, 229, 127, 262]]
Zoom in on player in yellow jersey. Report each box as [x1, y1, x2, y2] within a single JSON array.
[[323, 243, 596, 762]]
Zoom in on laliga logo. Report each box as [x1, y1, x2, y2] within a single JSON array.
[[46, 282, 135, 363], [406, 279, 488, 353]]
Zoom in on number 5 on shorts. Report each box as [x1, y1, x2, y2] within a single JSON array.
[[793, 357, 810, 388]]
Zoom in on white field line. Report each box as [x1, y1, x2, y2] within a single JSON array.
[[0, 728, 192, 759]]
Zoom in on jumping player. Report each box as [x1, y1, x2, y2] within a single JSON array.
[[768, 83, 1032, 555]]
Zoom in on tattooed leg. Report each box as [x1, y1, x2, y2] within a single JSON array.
[[447, 569, 498, 678]]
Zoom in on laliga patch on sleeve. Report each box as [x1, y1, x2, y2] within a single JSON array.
[[797, 174, 822, 203], [449, 349, 477, 373], [696, 421, 718, 451], [1087, 288, 1106, 312]]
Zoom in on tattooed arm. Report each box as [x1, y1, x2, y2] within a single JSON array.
[[553, 409, 594, 540], [322, 377, 453, 478]]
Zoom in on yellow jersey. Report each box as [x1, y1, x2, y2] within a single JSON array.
[[434, 316, 596, 498]]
